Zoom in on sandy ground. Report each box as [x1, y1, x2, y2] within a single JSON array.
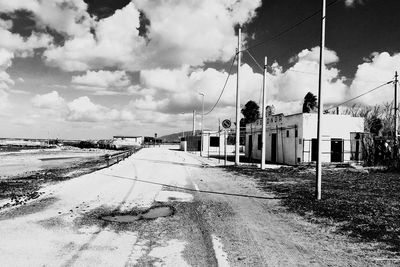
[[0, 147, 113, 178], [0, 146, 394, 266]]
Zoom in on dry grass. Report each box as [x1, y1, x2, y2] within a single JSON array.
[[225, 165, 400, 254]]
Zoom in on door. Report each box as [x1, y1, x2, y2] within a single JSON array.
[[311, 138, 318, 161], [271, 133, 277, 162], [197, 140, 201, 151], [331, 139, 343, 162], [248, 135, 253, 159]]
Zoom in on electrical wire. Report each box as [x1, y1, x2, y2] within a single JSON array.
[[240, 0, 341, 53], [245, 49, 264, 71], [202, 54, 237, 116], [324, 81, 393, 112]]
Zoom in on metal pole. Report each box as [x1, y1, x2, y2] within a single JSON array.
[[235, 27, 241, 165], [394, 71, 398, 159], [261, 57, 268, 169], [199, 93, 204, 156], [192, 110, 196, 136], [224, 130, 227, 166], [316, 0, 326, 200], [218, 119, 221, 163]]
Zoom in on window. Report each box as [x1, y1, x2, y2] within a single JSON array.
[[258, 134, 262, 150], [210, 136, 219, 147], [286, 130, 289, 138], [295, 129, 298, 138]]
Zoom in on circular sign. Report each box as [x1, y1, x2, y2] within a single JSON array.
[[222, 119, 231, 129]]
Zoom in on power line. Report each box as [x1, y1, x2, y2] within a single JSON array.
[[245, 49, 263, 71], [324, 81, 393, 112], [202, 54, 237, 116], [240, 0, 341, 53]]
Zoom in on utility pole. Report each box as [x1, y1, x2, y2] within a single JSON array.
[[316, 0, 326, 200], [192, 110, 196, 136], [235, 27, 242, 166], [394, 71, 398, 159], [261, 57, 268, 169], [199, 92, 205, 156]]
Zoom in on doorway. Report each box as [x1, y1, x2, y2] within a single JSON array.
[[271, 133, 277, 162], [331, 139, 343, 162], [248, 135, 253, 160], [311, 138, 318, 161]]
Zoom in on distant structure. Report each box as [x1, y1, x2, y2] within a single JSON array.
[[245, 113, 364, 165], [112, 136, 143, 149]]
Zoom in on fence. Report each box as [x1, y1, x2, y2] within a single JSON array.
[[104, 147, 141, 167]]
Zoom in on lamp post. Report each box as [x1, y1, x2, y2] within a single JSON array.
[[199, 92, 205, 156], [181, 112, 185, 139]]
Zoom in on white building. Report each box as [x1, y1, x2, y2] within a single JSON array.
[[245, 113, 364, 165], [183, 131, 235, 155], [112, 136, 143, 148]]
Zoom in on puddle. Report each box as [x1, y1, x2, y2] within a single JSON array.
[[100, 205, 174, 223]]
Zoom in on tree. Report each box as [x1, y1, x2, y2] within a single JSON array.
[[369, 115, 383, 135], [302, 92, 317, 113], [241, 100, 260, 124]]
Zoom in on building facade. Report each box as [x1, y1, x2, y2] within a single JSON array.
[[245, 113, 364, 165], [112, 136, 143, 148]]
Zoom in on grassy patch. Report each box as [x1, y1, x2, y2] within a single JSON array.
[[225, 165, 400, 253]]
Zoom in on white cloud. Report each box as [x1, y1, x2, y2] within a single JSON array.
[[349, 52, 399, 105], [31, 91, 66, 110], [0, 0, 92, 37], [71, 70, 131, 93], [345, 0, 363, 7], [290, 47, 339, 65], [67, 96, 134, 122], [43, 0, 261, 71]]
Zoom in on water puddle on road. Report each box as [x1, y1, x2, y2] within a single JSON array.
[[100, 205, 174, 223]]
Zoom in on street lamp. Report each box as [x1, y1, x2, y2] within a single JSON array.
[[199, 92, 205, 156], [181, 112, 185, 139]]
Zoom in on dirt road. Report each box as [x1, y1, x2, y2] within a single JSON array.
[[0, 146, 388, 266]]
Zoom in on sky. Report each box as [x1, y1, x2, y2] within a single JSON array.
[[0, 0, 400, 139]]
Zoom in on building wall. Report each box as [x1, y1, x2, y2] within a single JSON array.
[[112, 136, 143, 148], [245, 113, 364, 165]]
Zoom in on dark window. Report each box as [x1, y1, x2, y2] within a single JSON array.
[[295, 129, 298, 138], [286, 130, 289, 137], [258, 134, 262, 150], [210, 136, 219, 147]]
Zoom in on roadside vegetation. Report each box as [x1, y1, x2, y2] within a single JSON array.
[[226, 165, 400, 255]]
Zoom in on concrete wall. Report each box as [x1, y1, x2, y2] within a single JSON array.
[[245, 113, 364, 165]]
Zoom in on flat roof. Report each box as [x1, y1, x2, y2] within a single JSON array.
[[113, 136, 142, 138]]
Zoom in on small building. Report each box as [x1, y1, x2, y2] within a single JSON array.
[[245, 113, 364, 165], [184, 131, 235, 156], [112, 136, 143, 149]]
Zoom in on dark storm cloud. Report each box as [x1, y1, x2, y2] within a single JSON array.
[[83, 0, 131, 19]]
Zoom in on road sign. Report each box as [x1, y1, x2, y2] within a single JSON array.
[[222, 119, 231, 129]]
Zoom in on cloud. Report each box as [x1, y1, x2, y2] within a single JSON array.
[[0, 19, 52, 57], [349, 52, 399, 105], [31, 90, 66, 110], [67, 96, 134, 122], [135, 46, 349, 118], [71, 70, 131, 93], [42, 0, 261, 71], [0, 0, 93, 37], [290, 47, 339, 65], [345, 0, 363, 7], [270, 47, 348, 106]]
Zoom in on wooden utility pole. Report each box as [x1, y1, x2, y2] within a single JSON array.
[[235, 27, 241, 165], [261, 57, 268, 169], [394, 71, 398, 158], [316, 0, 326, 200]]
